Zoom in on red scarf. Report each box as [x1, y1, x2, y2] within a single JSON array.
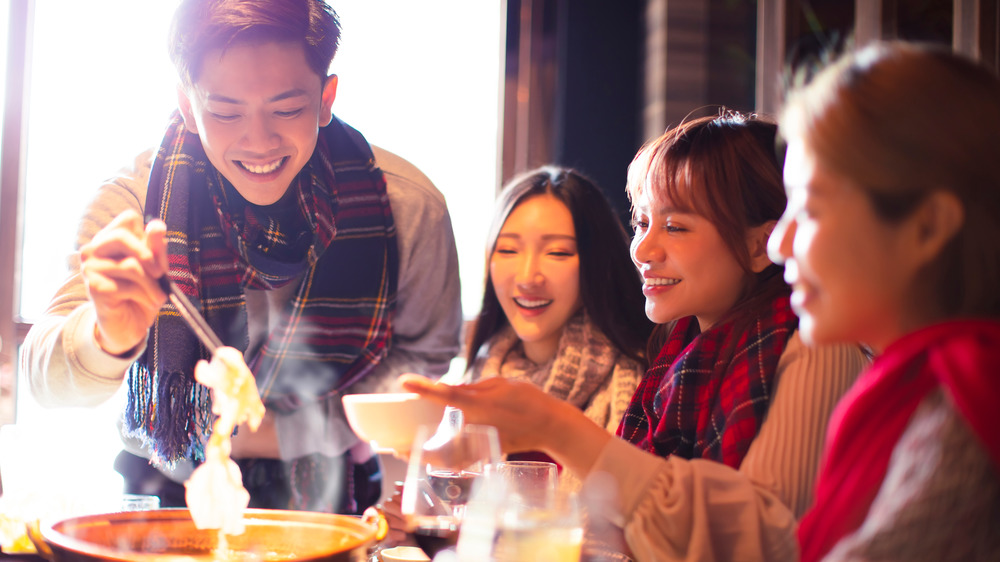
[[617, 295, 797, 467], [798, 319, 1000, 561]]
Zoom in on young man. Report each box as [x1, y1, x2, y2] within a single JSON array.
[[20, 0, 461, 514]]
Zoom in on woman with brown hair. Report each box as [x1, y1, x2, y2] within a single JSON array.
[[772, 41, 1000, 561]]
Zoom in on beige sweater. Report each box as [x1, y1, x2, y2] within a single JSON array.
[[583, 333, 868, 561]]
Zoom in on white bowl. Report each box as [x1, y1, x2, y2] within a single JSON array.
[[342, 393, 445, 453], [380, 545, 431, 562]]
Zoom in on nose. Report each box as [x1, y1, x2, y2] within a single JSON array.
[[242, 113, 280, 152], [630, 228, 665, 267], [767, 214, 796, 265], [515, 252, 544, 287]]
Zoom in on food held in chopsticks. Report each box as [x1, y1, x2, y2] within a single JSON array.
[[184, 346, 265, 536]]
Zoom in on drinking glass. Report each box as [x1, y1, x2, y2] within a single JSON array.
[[457, 459, 581, 561], [492, 460, 558, 509], [491, 488, 583, 562], [401, 423, 501, 558], [120, 494, 160, 512]]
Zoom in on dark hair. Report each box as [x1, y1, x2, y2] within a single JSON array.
[[782, 41, 1000, 318], [169, 0, 341, 86], [626, 112, 789, 353], [466, 166, 654, 368]]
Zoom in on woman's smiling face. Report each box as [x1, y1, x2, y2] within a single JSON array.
[[489, 194, 582, 364], [630, 188, 750, 330], [768, 138, 919, 351]]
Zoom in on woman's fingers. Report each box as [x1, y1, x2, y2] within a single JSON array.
[[399, 374, 457, 403], [400, 375, 553, 454], [400, 375, 609, 476]]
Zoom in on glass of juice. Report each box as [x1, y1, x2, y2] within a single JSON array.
[[490, 487, 583, 562]]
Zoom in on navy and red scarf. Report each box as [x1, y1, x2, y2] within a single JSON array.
[[617, 295, 798, 468], [124, 112, 398, 466]]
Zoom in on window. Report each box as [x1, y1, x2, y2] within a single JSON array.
[[19, 1, 502, 321], [0, 0, 20, 432]]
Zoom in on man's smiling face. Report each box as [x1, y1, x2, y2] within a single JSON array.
[[178, 40, 337, 205]]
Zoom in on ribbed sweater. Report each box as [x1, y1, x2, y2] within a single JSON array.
[[584, 332, 867, 561]]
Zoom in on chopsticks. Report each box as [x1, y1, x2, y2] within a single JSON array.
[[157, 276, 224, 353]]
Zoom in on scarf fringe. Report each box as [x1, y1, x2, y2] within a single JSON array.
[[124, 362, 210, 466]]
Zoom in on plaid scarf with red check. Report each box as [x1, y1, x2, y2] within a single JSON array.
[[125, 112, 397, 466], [616, 295, 797, 467]]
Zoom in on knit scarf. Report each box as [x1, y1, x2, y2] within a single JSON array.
[[798, 319, 1000, 562], [124, 112, 397, 466], [616, 295, 797, 467], [472, 310, 642, 432]]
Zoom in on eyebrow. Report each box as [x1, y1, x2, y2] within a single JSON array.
[[497, 233, 577, 241], [206, 88, 310, 105], [633, 204, 692, 215]]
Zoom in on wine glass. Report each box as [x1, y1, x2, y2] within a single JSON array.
[[401, 423, 501, 558]]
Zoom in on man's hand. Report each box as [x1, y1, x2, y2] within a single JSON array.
[[80, 210, 168, 356]]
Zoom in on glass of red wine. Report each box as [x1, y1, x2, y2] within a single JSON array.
[[401, 423, 501, 558]]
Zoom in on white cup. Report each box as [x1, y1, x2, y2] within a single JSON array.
[[379, 545, 431, 562]]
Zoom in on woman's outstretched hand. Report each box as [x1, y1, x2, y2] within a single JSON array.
[[399, 374, 612, 477]]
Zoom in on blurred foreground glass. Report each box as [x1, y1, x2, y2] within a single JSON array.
[[119, 494, 159, 512], [401, 424, 501, 558], [492, 489, 582, 562], [458, 462, 581, 562], [491, 461, 558, 508]]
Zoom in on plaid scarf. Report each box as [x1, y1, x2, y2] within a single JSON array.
[[473, 310, 642, 433], [616, 295, 797, 467], [124, 112, 397, 466], [798, 320, 1000, 562]]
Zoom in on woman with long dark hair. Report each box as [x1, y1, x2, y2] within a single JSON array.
[[464, 166, 653, 438]]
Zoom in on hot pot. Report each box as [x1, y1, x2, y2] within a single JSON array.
[[35, 508, 383, 561]]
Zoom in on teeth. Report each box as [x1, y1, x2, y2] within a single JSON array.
[[514, 297, 552, 309], [239, 157, 284, 174], [645, 278, 680, 286]]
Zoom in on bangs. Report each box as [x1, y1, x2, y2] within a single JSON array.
[[627, 141, 708, 216]]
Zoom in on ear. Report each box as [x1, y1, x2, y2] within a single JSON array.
[[319, 74, 338, 127], [908, 189, 964, 268], [176, 84, 199, 134], [746, 220, 777, 273]]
